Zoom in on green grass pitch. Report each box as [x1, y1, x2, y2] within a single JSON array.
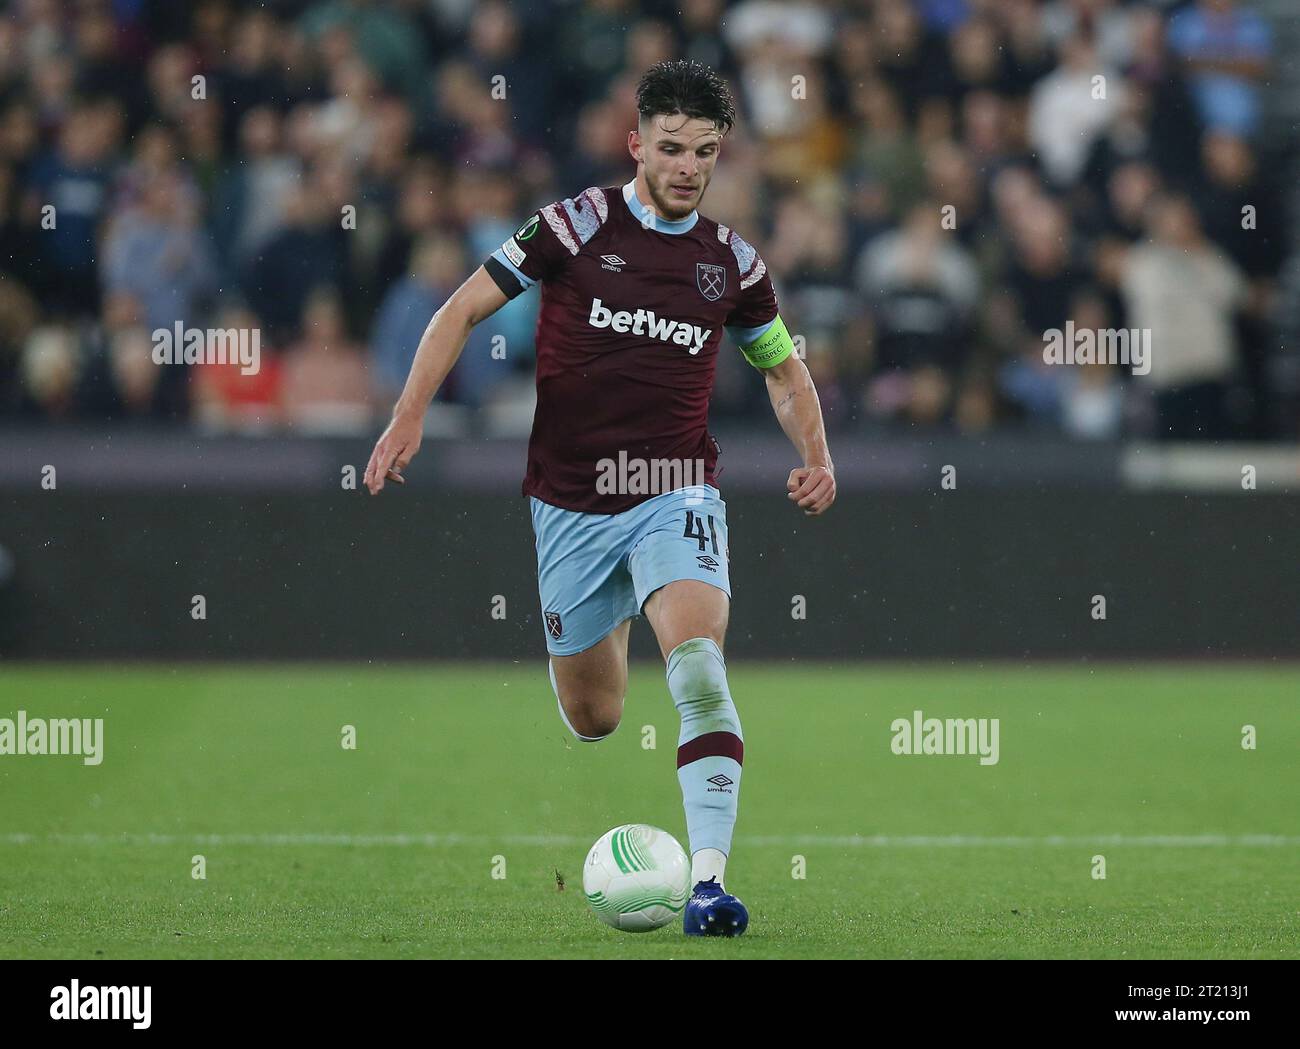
[[1, 663, 1297, 959]]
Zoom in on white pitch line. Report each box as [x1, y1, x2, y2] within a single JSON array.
[[2, 833, 1300, 848]]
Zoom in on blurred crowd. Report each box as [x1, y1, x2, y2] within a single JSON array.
[[0, 0, 1293, 440]]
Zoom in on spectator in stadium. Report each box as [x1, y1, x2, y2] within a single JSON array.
[[868, 0, 954, 122], [19, 326, 81, 419], [1194, 131, 1286, 437], [370, 160, 448, 298], [370, 232, 490, 408], [210, 9, 290, 150], [1086, 159, 1163, 330], [765, 188, 862, 424], [211, 106, 300, 281], [70, 0, 148, 136], [24, 104, 116, 318], [75, 290, 166, 421], [1166, 0, 1272, 138], [1122, 193, 1247, 439], [960, 89, 1021, 177], [568, 97, 634, 191], [1194, 132, 1286, 285], [922, 139, 989, 251], [191, 303, 283, 432], [145, 43, 205, 128], [462, 0, 552, 139], [298, 0, 429, 108], [857, 200, 980, 425], [0, 279, 38, 417], [849, 80, 926, 221], [1000, 287, 1126, 438], [237, 177, 349, 346], [723, 0, 840, 184], [1042, 0, 1136, 70], [281, 286, 372, 434], [111, 122, 197, 221], [999, 0, 1056, 96], [948, 14, 1010, 99], [1122, 2, 1203, 180], [308, 56, 385, 171], [1003, 193, 1084, 341], [1029, 34, 1125, 188], [103, 327, 163, 420], [102, 169, 218, 337]]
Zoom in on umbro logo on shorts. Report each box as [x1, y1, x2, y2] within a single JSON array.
[[545, 611, 563, 639], [696, 554, 719, 572]]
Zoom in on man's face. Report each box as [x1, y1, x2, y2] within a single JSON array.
[[630, 114, 722, 219]]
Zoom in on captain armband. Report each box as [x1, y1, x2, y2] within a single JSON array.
[[737, 315, 794, 369]]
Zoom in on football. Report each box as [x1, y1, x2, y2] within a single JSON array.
[[583, 824, 691, 932]]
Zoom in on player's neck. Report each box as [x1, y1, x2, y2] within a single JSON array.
[[625, 176, 698, 234]]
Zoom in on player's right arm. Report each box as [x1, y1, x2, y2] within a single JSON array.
[[364, 266, 508, 495]]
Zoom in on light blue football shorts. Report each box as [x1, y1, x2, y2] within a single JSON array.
[[529, 484, 731, 656]]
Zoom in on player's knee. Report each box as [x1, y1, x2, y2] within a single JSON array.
[[549, 657, 625, 741], [563, 698, 622, 741]]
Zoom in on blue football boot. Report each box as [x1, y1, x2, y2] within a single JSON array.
[[683, 876, 748, 937]]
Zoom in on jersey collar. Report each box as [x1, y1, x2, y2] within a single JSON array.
[[623, 179, 698, 235]]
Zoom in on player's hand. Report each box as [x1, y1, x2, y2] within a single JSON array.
[[787, 464, 835, 516], [364, 412, 423, 494]]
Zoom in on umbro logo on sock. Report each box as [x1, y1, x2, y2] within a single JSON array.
[[706, 773, 734, 791]]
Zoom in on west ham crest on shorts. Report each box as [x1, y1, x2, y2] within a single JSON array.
[[696, 262, 726, 302], [545, 610, 563, 639]]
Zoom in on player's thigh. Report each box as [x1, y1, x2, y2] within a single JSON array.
[[531, 495, 638, 660], [643, 579, 729, 661], [628, 485, 732, 661], [550, 618, 631, 709]]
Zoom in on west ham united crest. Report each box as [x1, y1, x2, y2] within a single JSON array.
[[545, 611, 563, 639], [696, 262, 726, 302]]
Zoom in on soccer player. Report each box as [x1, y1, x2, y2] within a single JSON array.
[[364, 60, 835, 936]]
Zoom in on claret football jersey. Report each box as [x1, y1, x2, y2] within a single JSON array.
[[485, 180, 790, 514]]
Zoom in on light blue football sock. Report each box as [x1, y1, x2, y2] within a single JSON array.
[[667, 637, 743, 857]]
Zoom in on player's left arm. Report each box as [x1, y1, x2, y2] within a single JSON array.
[[762, 347, 836, 516], [725, 235, 835, 515]]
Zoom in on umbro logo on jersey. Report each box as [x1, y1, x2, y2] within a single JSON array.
[[599, 254, 626, 272], [588, 298, 711, 355]]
